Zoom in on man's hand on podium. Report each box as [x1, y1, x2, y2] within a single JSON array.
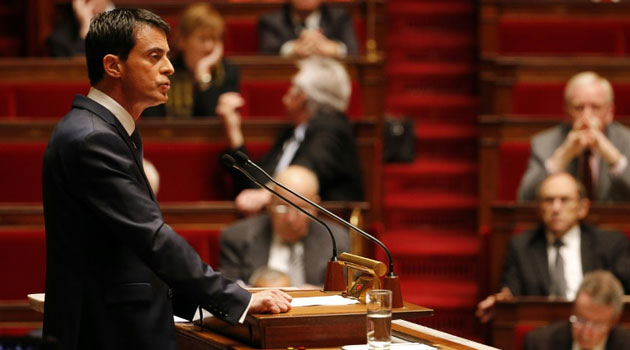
[[249, 289, 293, 314]]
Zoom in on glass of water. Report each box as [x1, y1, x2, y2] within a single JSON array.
[[366, 289, 392, 350]]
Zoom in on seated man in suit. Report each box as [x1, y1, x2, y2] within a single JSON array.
[[518, 71, 630, 202], [220, 165, 350, 288], [258, 0, 358, 57], [218, 56, 363, 215], [524, 270, 630, 350], [477, 172, 630, 322]]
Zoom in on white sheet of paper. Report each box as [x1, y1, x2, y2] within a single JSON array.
[[291, 295, 360, 307]]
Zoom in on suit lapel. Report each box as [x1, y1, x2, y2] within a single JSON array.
[[252, 217, 273, 273], [72, 96, 156, 201], [529, 227, 551, 295], [580, 224, 598, 273], [303, 221, 328, 285]]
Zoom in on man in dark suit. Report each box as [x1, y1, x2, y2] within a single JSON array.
[[42, 9, 291, 350], [218, 56, 363, 215], [518, 71, 630, 202], [477, 172, 630, 322], [220, 166, 350, 287], [258, 0, 358, 57], [524, 270, 630, 350]]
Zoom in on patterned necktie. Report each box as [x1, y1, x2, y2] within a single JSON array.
[[581, 150, 594, 200], [550, 239, 567, 298], [287, 243, 305, 287]]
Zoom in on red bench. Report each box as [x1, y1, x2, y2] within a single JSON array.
[[497, 142, 530, 202]]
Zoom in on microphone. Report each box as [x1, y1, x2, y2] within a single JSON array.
[[221, 154, 339, 262], [233, 151, 403, 306]]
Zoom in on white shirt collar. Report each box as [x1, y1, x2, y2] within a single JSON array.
[[87, 87, 136, 136], [546, 225, 580, 246]]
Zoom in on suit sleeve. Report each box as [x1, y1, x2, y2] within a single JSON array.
[[258, 14, 290, 54], [72, 130, 251, 324], [500, 238, 523, 295], [605, 231, 630, 294], [607, 124, 630, 200], [334, 10, 359, 55], [517, 138, 549, 202]]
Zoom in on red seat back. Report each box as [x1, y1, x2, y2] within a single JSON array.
[[497, 142, 531, 201], [14, 82, 89, 118], [0, 228, 46, 300], [0, 142, 46, 203]]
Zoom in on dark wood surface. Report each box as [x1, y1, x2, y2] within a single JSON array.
[[492, 296, 630, 350], [199, 290, 432, 349]]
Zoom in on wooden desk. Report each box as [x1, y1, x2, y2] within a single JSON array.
[[177, 319, 498, 350], [492, 296, 630, 350]]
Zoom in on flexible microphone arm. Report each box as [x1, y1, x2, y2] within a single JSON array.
[[233, 151, 395, 276], [221, 154, 339, 261]]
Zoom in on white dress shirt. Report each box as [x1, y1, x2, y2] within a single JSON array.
[[546, 225, 583, 300]]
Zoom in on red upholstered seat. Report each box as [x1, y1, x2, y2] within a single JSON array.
[[498, 18, 627, 55], [224, 18, 259, 54], [514, 324, 537, 350], [0, 83, 16, 118], [176, 228, 221, 268], [511, 82, 630, 116], [0, 228, 46, 300], [14, 82, 90, 118], [0, 142, 46, 203], [497, 142, 531, 201], [144, 141, 271, 202]]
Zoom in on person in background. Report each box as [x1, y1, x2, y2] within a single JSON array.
[[143, 3, 239, 118], [248, 267, 292, 288], [518, 71, 630, 202], [220, 166, 350, 288], [258, 0, 358, 58], [218, 56, 363, 215], [523, 270, 630, 350], [42, 9, 290, 349], [476, 172, 630, 323], [47, 0, 114, 57]]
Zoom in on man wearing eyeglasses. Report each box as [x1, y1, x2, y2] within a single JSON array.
[[524, 270, 630, 350], [220, 165, 350, 288], [477, 172, 630, 323]]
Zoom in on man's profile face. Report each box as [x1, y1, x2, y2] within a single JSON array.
[[538, 174, 588, 237], [571, 292, 616, 349], [119, 25, 174, 115], [566, 81, 613, 131]]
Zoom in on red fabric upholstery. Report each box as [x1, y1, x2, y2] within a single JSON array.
[[176, 228, 221, 268], [0, 142, 46, 203], [0, 83, 16, 118], [224, 18, 259, 54], [514, 324, 537, 350], [14, 82, 90, 118], [497, 142, 531, 201], [498, 18, 627, 55], [0, 228, 46, 300], [511, 82, 630, 116], [144, 141, 271, 202]]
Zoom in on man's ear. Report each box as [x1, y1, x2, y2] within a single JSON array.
[[103, 54, 122, 79]]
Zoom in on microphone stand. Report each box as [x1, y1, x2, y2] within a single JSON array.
[[233, 151, 403, 307], [221, 155, 345, 291]]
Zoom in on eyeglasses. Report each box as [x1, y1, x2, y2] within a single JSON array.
[[270, 204, 311, 215], [569, 314, 609, 332]]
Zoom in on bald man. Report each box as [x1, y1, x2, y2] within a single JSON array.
[[220, 165, 350, 287], [477, 172, 630, 323]]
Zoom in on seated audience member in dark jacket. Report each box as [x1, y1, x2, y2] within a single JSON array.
[[476, 172, 630, 323], [144, 3, 239, 118], [47, 0, 114, 57], [258, 0, 358, 58], [218, 56, 363, 214], [524, 271, 630, 350]]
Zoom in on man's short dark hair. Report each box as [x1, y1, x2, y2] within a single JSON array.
[[85, 8, 170, 85]]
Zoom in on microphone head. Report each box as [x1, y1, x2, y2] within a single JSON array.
[[234, 151, 250, 165], [220, 154, 237, 168]]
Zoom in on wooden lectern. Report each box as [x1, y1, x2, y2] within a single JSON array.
[[191, 290, 432, 349]]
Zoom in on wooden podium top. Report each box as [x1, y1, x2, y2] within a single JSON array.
[[198, 291, 432, 349]]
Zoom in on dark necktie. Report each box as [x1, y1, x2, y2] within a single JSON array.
[[550, 239, 567, 298], [581, 150, 594, 200], [130, 128, 143, 161]]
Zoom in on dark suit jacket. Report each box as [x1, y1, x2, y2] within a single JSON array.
[[501, 223, 630, 296], [258, 3, 358, 55], [42, 95, 251, 350], [47, 6, 85, 57], [226, 110, 364, 201], [523, 321, 630, 350], [219, 213, 350, 285], [518, 122, 630, 201], [143, 57, 239, 118]]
